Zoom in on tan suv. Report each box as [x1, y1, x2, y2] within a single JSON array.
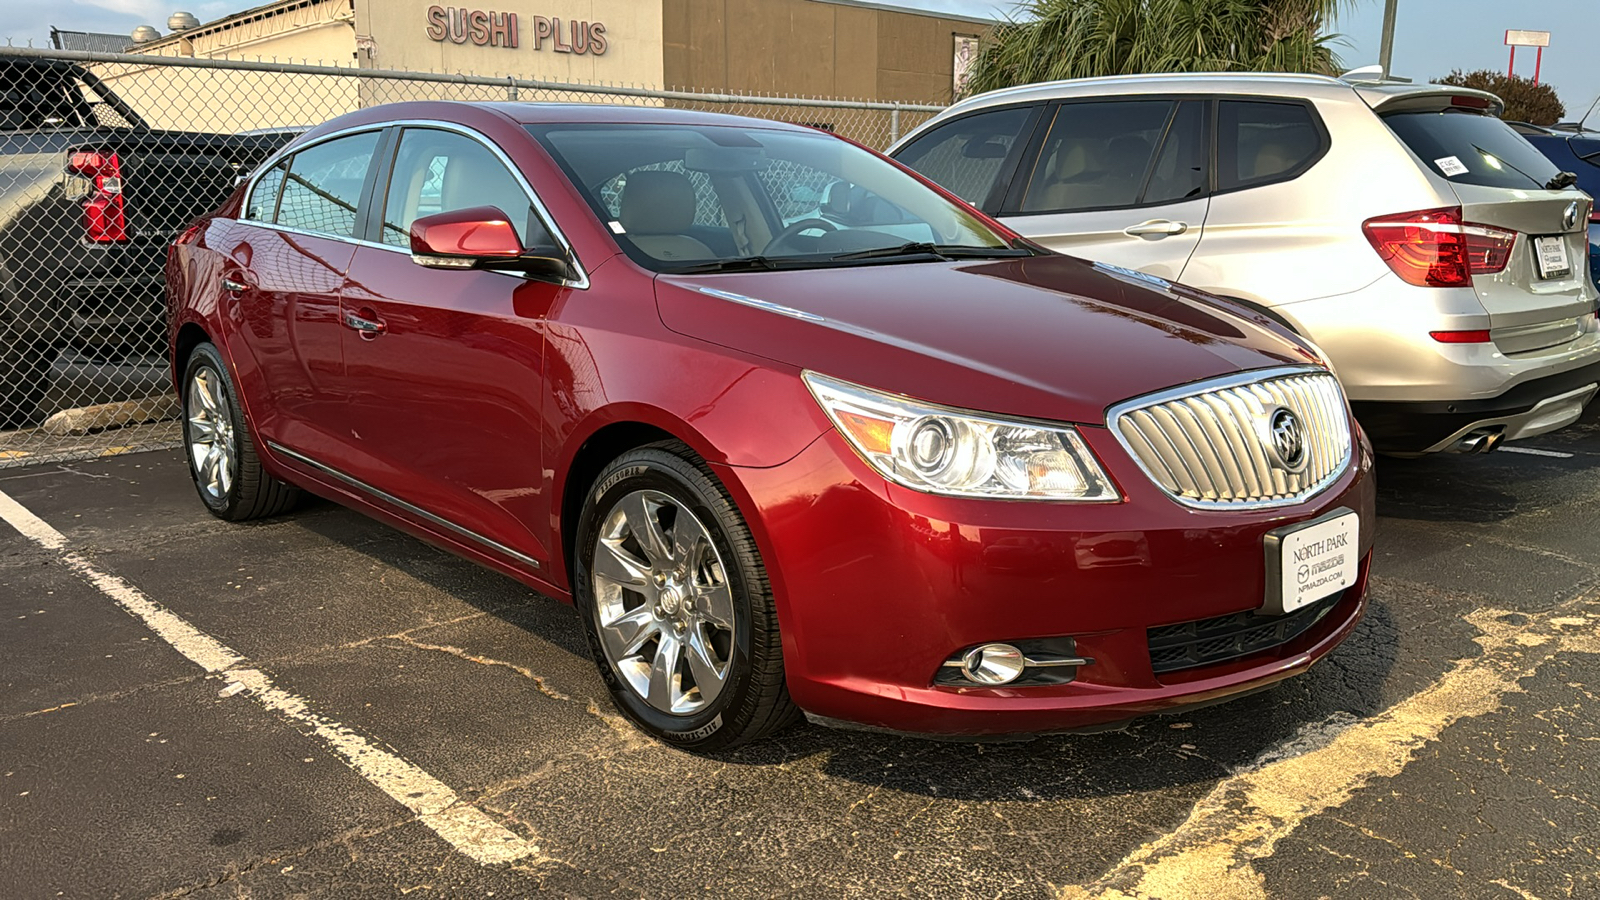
[[889, 73, 1600, 455]]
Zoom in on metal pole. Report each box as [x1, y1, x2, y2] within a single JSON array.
[[1533, 46, 1542, 84], [891, 103, 901, 143], [1377, 0, 1399, 79], [1508, 45, 1516, 78]]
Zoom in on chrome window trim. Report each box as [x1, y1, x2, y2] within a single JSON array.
[[241, 118, 590, 290], [1105, 364, 1352, 512], [267, 441, 543, 570]]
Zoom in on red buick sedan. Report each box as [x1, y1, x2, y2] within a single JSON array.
[[167, 102, 1374, 749]]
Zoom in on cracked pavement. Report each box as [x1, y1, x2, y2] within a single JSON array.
[[3, 407, 1600, 898]]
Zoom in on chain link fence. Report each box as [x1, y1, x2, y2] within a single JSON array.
[[0, 46, 943, 468]]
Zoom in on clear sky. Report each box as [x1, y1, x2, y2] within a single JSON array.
[[5, 0, 1598, 123]]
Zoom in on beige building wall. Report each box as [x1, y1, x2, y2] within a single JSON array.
[[663, 0, 987, 104]]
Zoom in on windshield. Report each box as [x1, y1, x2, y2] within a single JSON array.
[[526, 122, 1022, 272], [1383, 109, 1563, 190]]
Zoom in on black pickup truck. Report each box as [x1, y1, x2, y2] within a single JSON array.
[[0, 55, 294, 426]]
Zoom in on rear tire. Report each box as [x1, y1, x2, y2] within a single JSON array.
[[574, 441, 799, 751], [0, 335, 58, 429], [181, 342, 298, 521]]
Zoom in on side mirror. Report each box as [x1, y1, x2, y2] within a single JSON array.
[[410, 206, 571, 282]]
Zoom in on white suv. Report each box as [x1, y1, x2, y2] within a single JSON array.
[[890, 73, 1599, 455]]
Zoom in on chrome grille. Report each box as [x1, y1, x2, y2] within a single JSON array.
[[1108, 368, 1352, 509]]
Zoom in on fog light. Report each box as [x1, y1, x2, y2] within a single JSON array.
[[960, 643, 1025, 685]]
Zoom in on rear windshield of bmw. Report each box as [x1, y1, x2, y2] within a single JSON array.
[[1384, 110, 1563, 190]]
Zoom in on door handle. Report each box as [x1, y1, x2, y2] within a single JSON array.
[[343, 311, 386, 335], [220, 276, 249, 293], [1124, 219, 1189, 237]]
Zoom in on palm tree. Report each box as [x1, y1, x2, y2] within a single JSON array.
[[963, 0, 1359, 97]]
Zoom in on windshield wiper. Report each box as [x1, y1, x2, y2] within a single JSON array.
[[665, 255, 794, 274], [828, 242, 1036, 262]]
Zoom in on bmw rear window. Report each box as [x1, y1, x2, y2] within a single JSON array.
[[1383, 110, 1563, 190]]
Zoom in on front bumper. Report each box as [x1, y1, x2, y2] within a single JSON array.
[[719, 424, 1376, 737]]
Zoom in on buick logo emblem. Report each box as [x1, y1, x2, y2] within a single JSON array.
[[1267, 408, 1308, 473], [1564, 201, 1579, 232]]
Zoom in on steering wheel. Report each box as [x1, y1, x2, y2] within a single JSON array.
[[765, 217, 838, 253]]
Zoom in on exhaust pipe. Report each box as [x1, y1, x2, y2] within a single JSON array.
[[1446, 428, 1504, 454]]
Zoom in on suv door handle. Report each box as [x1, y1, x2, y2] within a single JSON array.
[[343, 310, 386, 335], [1124, 219, 1189, 237]]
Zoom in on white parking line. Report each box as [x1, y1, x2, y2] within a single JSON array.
[[1499, 446, 1575, 458], [0, 488, 541, 866]]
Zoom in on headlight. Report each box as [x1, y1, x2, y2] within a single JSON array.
[[803, 372, 1118, 501]]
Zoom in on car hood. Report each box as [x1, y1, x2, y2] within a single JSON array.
[[654, 254, 1317, 425]]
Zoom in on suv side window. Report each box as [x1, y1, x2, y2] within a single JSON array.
[[276, 130, 380, 238], [1018, 100, 1174, 214], [1218, 100, 1322, 191], [894, 105, 1035, 207], [379, 128, 553, 248]]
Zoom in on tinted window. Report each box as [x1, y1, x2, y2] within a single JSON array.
[[379, 128, 550, 248], [1219, 101, 1321, 190], [1384, 110, 1563, 190], [1142, 101, 1208, 205], [894, 105, 1034, 206], [1020, 101, 1172, 213], [245, 161, 286, 222], [276, 131, 379, 238]]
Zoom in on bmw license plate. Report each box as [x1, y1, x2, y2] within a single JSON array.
[[1534, 235, 1571, 279], [1262, 509, 1359, 616]]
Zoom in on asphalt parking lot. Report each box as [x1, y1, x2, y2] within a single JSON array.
[[2, 412, 1598, 899]]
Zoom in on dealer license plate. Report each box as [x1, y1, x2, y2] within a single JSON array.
[[1262, 510, 1359, 616], [1535, 235, 1571, 279]]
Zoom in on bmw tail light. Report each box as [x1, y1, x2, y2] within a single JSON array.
[[68, 150, 128, 243], [1362, 206, 1515, 287]]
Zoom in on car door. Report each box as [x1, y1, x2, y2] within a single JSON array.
[[994, 99, 1210, 281], [223, 130, 381, 459], [336, 125, 566, 568]]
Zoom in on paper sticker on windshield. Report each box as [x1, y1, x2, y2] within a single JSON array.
[[1435, 156, 1469, 177]]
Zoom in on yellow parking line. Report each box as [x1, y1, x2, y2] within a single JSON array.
[[1062, 599, 1600, 900]]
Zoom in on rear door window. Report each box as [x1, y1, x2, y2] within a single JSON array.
[[1017, 100, 1174, 213], [1218, 100, 1323, 191], [893, 105, 1036, 208], [276, 130, 381, 239], [1383, 110, 1563, 190]]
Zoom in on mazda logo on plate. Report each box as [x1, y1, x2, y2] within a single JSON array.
[[1268, 407, 1308, 473], [1564, 201, 1579, 232]]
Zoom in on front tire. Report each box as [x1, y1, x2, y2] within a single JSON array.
[[574, 441, 798, 751], [181, 342, 298, 521]]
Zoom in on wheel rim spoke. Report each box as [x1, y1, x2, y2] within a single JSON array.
[[697, 581, 736, 632], [670, 510, 706, 569], [620, 492, 672, 568], [647, 633, 682, 711], [601, 605, 659, 660], [592, 538, 652, 593], [684, 628, 724, 705]]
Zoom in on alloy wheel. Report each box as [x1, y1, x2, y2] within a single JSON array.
[[591, 489, 736, 716], [187, 364, 236, 501]]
